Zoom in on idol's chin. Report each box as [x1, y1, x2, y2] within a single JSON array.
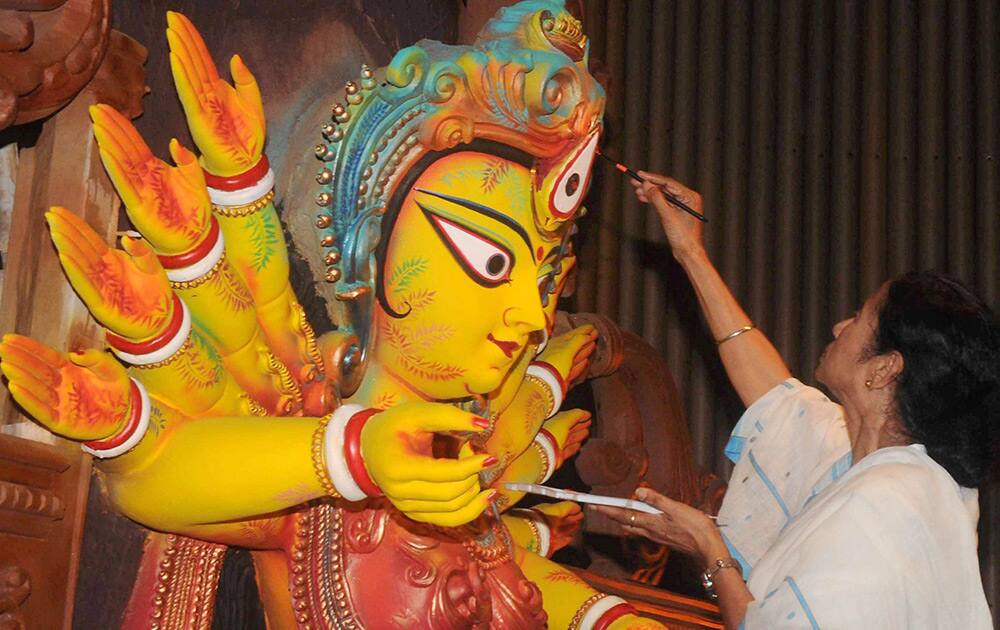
[[464, 367, 506, 396]]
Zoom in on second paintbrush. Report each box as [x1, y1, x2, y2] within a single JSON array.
[[596, 152, 708, 223]]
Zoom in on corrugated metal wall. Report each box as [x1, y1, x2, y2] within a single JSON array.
[[573, 0, 1000, 623]]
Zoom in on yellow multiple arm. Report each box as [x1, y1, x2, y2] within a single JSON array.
[[89, 104, 298, 414], [166, 12, 324, 392]]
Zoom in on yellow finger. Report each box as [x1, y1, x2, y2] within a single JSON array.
[[94, 104, 151, 165], [120, 236, 163, 276], [47, 207, 108, 258], [402, 452, 493, 483], [406, 402, 491, 434], [166, 13, 214, 88], [168, 139, 211, 197], [230, 54, 264, 125], [0, 342, 60, 387], [48, 230, 101, 277], [169, 12, 218, 91], [405, 489, 495, 527], [389, 482, 480, 513], [3, 334, 66, 370], [177, 12, 220, 83], [2, 363, 57, 409], [168, 49, 203, 114], [96, 148, 143, 210], [386, 475, 478, 501], [92, 110, 146, 183], [7, 383, 58, 428]]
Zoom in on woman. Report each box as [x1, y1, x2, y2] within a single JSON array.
[[595, 172, 999, 629]]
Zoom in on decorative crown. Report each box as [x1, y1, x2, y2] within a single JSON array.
[[299, 0, 605, 369]]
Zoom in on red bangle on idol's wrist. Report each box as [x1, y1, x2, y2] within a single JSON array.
[[202, 155, 270, 191], [81, 379, 152, 459], [343, 408, 383, 497], [592, 602, 638, 630], [105, 294, 184, 356], [82, 379, 143, 451], [530, 360, 567, 397], [158, 217, 221, 270], [537, 428, 559, 455]]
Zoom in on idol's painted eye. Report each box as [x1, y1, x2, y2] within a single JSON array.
[[549, 131, 599, 218], [425, 211, 513, 286]]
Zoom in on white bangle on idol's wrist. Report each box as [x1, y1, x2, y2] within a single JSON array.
[[81, 379, 151, 459], [323, 404, 368, 501], [206, 168, 275, 207], [108, 299, 192, 367], [164, 228, 225, 284], [525, 362, 565, 418], [510, 508, 552, 557], [533, 429, 558, 483]]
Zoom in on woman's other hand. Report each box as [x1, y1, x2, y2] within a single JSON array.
[[631, 172, 705, 261], [593, 486, 725, 565]]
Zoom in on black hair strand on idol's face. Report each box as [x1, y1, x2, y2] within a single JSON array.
[[871, 271, 1000, 488]]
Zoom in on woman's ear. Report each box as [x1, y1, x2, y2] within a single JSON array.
[[868, 350, 904, 389]]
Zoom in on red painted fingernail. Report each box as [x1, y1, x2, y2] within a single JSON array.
[[483, 456, 498, 467], [471, 417, 490, 429]]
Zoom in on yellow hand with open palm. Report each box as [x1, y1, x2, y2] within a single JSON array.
[[47, 207, 174, 341], [166, 11, 265, 177], [0, 335, 131, 441], [90, 104, 212, 255]]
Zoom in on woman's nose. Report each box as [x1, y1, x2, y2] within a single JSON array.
[[832, 318, 849, 338]]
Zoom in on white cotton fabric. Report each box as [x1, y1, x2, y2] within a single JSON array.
[[717, 379, 992, 629]]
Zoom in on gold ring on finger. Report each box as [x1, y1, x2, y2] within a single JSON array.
[[629, 513, 636, 525]]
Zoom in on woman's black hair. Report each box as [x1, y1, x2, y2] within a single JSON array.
[[871, 271, 1000, 487], [374, 140, 534, 318]]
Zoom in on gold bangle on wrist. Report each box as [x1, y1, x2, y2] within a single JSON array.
[[715, 324, 755, 346]]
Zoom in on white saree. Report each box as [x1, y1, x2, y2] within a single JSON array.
[[717, 379, 992, 629]]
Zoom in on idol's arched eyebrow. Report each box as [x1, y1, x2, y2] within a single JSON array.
[[414, 188, 532, 251]]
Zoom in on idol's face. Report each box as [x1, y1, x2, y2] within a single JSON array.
[[374, 151, 564, 399]]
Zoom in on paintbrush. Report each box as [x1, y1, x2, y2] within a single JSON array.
[[596, 151, 708, 223]]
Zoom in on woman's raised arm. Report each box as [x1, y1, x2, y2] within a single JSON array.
[[633, 173, 790, 406]]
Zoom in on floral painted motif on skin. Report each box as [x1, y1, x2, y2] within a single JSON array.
[[524, 390, 548, 434], [274, 482, 319, 505], [480, 158, 510, 193], [92, 255, 171, 328], [206, 97, 260, 170], [145, 167, 206, 241], [62, 378, 129, 430], [371, 391, 399, 409], [398, 288, 436, 312], [210, 263, 254, 312], [238, 516, 283, 545], [381, 321, 466, 382], [388, 257, 428, 294], [543, 570, 586, 586], [177, 334, 223, 390], [147, 405, 168, 438], [246, 211, 280, 273]]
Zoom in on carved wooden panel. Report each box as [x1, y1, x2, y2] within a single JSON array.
[[0, 433, 91, 628]]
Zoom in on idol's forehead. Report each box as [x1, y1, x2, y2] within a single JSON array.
[[404, 151, 561, 252]]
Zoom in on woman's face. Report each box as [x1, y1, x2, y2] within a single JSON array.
[[373, 151, 563, 399], [815, 284, 888, 397]]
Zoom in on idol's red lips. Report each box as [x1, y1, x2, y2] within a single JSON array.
[[487, 333, 520, 358]]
